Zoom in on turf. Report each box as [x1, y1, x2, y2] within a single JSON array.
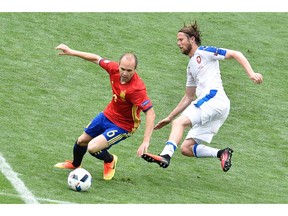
[[0, 12, 288, 205]]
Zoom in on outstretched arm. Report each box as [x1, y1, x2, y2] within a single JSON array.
[[55, 44, 102, 64], [137, 107, 156, 156], [154, 86, 196, 130], [225, 50, 263, 84]]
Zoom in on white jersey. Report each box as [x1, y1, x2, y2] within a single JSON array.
[[182, 46, 231, 143], [187, 46, 226, 97], [186, 46, 230, 113]]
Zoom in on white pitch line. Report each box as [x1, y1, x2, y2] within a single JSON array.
[[0, 153, 39, 204]]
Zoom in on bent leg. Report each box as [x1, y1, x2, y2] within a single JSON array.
[[181, 139, 219, 158], [160, 115, 192, 157], [77, 132, 93, 146], [87, 134, 109, 154], [180, 138, 197, 157], [72, 132, 93, 167], [54, 132, 92, 169], [87, 134, 119, 180], [87, 135, 114, 163], [168, 115, 192, 145], [142, 115, 192, 168]]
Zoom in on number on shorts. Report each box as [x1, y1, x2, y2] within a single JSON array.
[[106, 130, 118, 138]]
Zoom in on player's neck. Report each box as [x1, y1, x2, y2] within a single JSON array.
[[189, 45, 199, 58]]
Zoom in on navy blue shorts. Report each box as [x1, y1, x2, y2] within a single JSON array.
[[84, 112, 131, 148]]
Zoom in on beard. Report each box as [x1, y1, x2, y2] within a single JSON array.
[[181, 43, 192, 56]]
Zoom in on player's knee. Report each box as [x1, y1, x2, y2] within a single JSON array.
[[87, 140, 103, 154], [77, 133, 92, 146], [172, 116, 191, 128], [77, 137, 86, 145], [87, 142, 95, 154], [180, 145, 194, 157], [180, 146, 189, 156]]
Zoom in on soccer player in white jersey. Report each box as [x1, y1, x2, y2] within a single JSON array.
[[142, 21, 263, 172]]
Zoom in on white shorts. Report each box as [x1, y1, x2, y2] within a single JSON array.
[[181, 93, 230, 144]]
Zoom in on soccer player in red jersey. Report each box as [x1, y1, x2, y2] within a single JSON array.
[[54, 44, 155, 180]]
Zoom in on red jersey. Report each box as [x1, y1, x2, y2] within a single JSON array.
[[99, 59, 153, 133]]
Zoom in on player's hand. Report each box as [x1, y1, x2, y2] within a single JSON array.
[[55, 44, 72, 55], [154, 117, 171, 130], [250, 72, 263, 84], [137, 141, 149, 157]]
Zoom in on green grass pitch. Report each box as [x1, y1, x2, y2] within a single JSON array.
[[0, 12, 288, 207]]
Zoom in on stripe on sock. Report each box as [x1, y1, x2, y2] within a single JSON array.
[[193, 144, 199, 158], [166, 141, 177, 151]]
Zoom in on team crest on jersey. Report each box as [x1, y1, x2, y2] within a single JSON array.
[[120, 90, 126, 101], [196, 56, 201, 64]]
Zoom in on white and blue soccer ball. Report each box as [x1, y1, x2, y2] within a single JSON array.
[[67, 168, 92, 192]]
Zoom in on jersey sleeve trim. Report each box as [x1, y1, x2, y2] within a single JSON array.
[[199, 46, 227, 57], [143, 106, 153, 112]]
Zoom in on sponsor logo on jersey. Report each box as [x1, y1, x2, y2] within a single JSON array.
[[141, 100, 150, 107]]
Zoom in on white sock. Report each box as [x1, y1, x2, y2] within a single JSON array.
[[193, 144, 219, 158], [160, 141, 177, 157]]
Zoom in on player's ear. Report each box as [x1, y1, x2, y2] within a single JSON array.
[[190, 36, 195, 43]]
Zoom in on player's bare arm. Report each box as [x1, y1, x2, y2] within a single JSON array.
[[225, 49, 263, 84], [55, 43, 102, 64], [154, 86, 196, 130], [137, 108, 156, 156]]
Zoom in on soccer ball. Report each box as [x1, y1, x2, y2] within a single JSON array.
[[67, 168, 92, 192]]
